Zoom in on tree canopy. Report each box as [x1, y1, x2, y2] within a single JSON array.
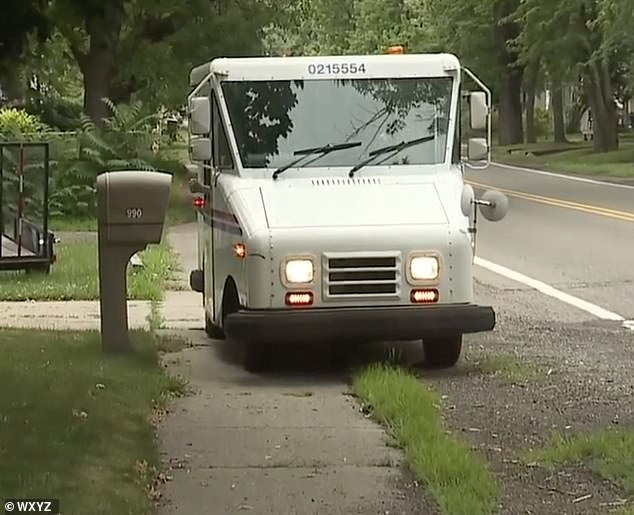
[[1, 0, 632, 152]]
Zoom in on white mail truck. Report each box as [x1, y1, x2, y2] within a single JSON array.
[[186, 47, 508, 371]]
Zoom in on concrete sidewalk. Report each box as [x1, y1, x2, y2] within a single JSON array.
[[157, 336, 427, 515], [0, 290, 203, 330]]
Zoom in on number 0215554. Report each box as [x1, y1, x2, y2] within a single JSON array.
[[307, 63, 367, 75]]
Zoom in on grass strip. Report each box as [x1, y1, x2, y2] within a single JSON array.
[[0, 240, 175, 301], [352, 363, 499, 515], [492, 141, 634, 178]]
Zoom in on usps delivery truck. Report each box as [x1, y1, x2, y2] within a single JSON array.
[[186, 47, 508, 372]]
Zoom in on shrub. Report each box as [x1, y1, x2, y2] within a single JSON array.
[[0, 108, 48, 138], [50, 99, 175, 218], [26, 96, 83, 131]]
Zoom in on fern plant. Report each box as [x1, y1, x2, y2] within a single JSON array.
[[50, 98, 168, 218]]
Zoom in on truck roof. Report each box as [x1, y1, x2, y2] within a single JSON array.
[[189, 53, 461, 87]]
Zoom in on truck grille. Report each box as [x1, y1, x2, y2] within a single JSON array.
[[324, 253, 400, 298]]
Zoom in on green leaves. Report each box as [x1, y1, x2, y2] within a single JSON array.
[[0, 0, 49, 63], [0, 108, 48, 138]]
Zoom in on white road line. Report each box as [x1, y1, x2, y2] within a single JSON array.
[[474, 256, 626, 322], [492, 162, 634, 190]]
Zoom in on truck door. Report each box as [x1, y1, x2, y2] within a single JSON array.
[[208, 90, 236, 323], [201, 109, 215, 321]]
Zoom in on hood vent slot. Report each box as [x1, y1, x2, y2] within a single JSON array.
[[311, 177, 382, 186]]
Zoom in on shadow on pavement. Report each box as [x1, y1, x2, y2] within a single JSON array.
[[170, 329, 490, 385], [209, 333, 466, 380]]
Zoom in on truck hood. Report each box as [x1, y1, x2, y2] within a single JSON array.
[[259, 180, 449, 229]]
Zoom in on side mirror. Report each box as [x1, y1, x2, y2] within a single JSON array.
[[460, 184, 508, 222], [469, 91, 488, 131], [467, 138, 488, 161], [479, 190, 508, 222], [190, 137, 212, 162], [189, 97, 210, 135]]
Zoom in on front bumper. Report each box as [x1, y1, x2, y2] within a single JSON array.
[[224, 303, 495, 344]]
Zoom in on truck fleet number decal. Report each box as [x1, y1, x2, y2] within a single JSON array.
[[307, 63, 367, 75], [126, 207, 143, 219]]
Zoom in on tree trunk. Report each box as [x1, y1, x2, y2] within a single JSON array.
[[584, 58, 618, 152], [497, 69, 524, 145], [524, 60, 540, 143], [75, 4, 126, 126], [81, 48, 114, 125], [493, 0, 524, 146], [551, 82, 567, 143], [109, 75, 137, 105]]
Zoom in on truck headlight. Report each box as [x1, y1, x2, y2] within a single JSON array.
[[409, 256, 439, 280], [285, 259, 314, 283]]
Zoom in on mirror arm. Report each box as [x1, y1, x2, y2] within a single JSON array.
[[467, 196, 503, 258], [188, 178, 212, 195], [468, 197, 479, 257]]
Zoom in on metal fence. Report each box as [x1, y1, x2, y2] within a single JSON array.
[[0, 141, 55, 272]]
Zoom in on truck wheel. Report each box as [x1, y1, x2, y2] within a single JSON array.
[[243, 344, 270, 373], [422, 335, 462, 368], [205, 314, 225, 339]]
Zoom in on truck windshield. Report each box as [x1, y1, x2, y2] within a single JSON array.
[[220, 77, 453, 169]]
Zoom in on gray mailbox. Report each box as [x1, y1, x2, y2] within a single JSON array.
[[96, 170, 172, 352]]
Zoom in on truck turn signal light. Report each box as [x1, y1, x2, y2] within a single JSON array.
[[286, 292, 313, 306], [410, 288, 439, 304]]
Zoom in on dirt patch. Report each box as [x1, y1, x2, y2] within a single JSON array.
[[416, 314, 634, 515]]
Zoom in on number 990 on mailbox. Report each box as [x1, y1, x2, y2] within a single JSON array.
[[96, 170, 172, 244]]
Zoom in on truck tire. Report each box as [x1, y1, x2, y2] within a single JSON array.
[[422, 335, 462, 368], [205, 313, 225, 339]]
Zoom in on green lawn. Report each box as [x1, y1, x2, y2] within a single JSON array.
[[50, 216, 98, 232], [352, 363, 498, 515], [0, 329, 187, 515], [0, 240, 175, 301], [492, 137, 634, 178]]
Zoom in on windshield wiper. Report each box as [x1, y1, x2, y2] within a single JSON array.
[[272, 141, 362, 179], [348, 135, 436, 178]]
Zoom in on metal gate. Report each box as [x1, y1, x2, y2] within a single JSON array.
[[0, 141, 56, 273]]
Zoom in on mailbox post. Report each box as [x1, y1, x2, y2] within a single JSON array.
[[96, 171, 172, 352]]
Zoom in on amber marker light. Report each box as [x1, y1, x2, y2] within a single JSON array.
[[285, 292, 313, 306], [386, 45, 405, 54], [410, 288, 439, 304], [233, 243, 246, 259]]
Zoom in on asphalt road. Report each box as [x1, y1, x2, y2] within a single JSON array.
[[466, 162, 634, 322]]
